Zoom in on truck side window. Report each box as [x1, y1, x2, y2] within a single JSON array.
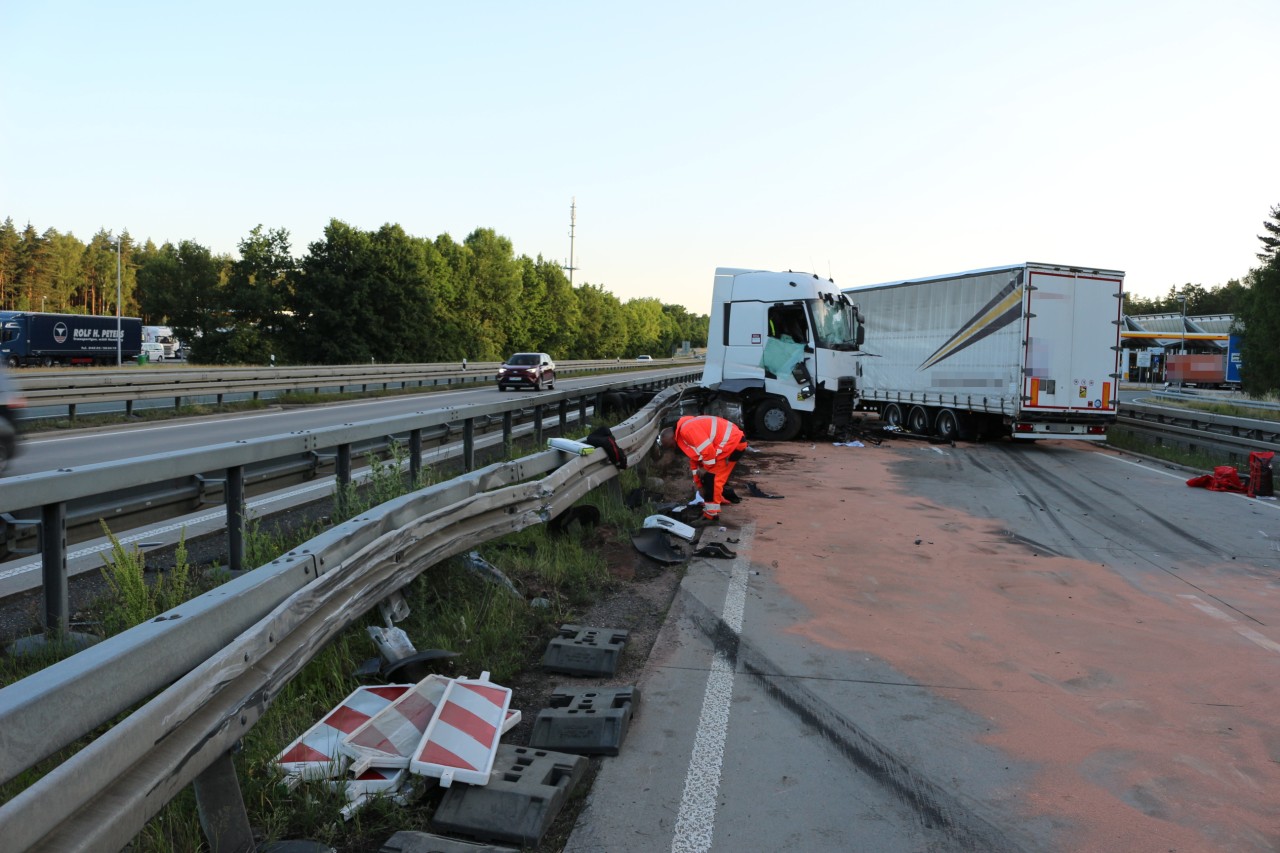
[[768, 305, 808, 344]]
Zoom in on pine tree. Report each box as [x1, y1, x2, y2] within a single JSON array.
[[1258, 203, 1280, 265]]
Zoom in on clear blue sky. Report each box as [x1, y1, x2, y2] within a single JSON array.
[[3, 1, 1276, 313]]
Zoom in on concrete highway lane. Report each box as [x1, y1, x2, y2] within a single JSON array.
[[7, 377, 607, 476], [568, 438, 1280, 852]]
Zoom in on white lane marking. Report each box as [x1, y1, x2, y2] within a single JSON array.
[[671, 540, 750, 853], [1179, 594, 1280, 654], [24, 391, 474, 445]]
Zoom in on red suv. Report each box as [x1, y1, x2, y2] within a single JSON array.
[[497, 352, 556, 391]]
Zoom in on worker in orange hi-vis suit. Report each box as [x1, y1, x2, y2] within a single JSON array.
[[658, 415, 749, 521]]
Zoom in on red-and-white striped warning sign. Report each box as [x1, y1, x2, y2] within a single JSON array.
[[410, 671, 512, 786], [339, 674, 451, 770], [274, 684, 410, 780]]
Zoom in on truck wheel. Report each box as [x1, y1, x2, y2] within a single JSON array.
[[5, 357, 17, 369], [753, 399, 802, 441], [935, 409, 962, 441], [907, 406, 931, 435], [41, 356, 53, 368], [882, 403, 904, 428]]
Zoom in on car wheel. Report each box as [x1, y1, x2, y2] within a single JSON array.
[[0, 438, 11, 476], [532, 378, 541, 391]]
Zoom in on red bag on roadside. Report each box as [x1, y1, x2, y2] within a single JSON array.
[[1186, 465, 1247, 493]]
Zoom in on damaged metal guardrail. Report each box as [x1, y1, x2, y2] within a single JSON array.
[[0, 384, 692, 853], [0, 369, 699, 636]]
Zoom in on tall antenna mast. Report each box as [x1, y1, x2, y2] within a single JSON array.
[[563, 197, 579, 286]]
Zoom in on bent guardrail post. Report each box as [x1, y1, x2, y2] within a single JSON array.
[[193, 752, 255, 853]]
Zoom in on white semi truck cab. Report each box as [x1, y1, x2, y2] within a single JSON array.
[[701, 267, 865, 440]]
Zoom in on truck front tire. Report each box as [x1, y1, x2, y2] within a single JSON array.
[[752, 399, 802, 441]]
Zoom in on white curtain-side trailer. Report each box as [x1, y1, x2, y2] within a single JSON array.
[[844, 263, 1124, 441]]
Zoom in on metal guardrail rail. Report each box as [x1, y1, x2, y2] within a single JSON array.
[[0, 385, 691, 853], [0, 368, 701, 637], [1117, 400, 1280, 463], [12, 358, 694, 420]]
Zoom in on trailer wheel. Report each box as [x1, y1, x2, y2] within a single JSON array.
[[41, 356, 53, 368], [753, 399, 802, 441], [907, 406, 931, 435], [935, 409, 962, 441], [882, 403, 904, 428]]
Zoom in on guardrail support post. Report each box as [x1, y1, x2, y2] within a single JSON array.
[[227, 466, 245, 574], [534, 405, 545, 447], [40, 502, 68, 634], [175, 396, 182, 411], [125, 399, 134, 418], [579, 395, 588, 425], [409, 428, 423, 485], [463, 418, 475, 471], [502, 411, 513, 455], [337, 444, 352, 487], [558, 400, 568, 434], [193, 751, 255, 853]]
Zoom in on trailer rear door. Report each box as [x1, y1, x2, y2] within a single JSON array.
[[1021, 267, 1123, 414]]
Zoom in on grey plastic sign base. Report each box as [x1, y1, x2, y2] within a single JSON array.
[[529, 685, 638, 756], [541, 624, 629, 676], [430, 745, 588, 847]]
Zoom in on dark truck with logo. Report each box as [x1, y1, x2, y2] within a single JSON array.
[[0, 311, 144, 367]]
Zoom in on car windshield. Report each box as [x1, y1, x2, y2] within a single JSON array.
[[507, 354, 539, 366]]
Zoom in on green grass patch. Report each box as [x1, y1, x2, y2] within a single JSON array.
[[1105, 424, 1228, 472]]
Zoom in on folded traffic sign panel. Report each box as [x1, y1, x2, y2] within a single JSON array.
[[339, 674, 452, 772], [410, 671, 512, 787], [274, 684, 411, 781]]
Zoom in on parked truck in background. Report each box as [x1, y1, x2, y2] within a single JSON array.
[[1164, 353, 1238, 388], [142, 325, 183, 359], [844, 263, 1124, 441], [700, 267, 865, 440], [0, 311, 143, 367]]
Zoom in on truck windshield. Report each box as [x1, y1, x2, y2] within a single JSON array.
[[809, 297, 860, 350]]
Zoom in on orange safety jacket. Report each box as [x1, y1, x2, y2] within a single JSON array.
[[673, 415, 746, 475]]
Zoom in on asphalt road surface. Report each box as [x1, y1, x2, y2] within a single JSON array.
[[567, 436, 1280, 852]]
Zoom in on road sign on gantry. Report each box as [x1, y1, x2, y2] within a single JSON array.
[[274, 684, 411, 781], [410, 671, 512, 787]]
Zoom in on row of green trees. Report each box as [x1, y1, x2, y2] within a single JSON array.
[[0, 218, 709, 365], [1236, 204, 1280, 395]]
